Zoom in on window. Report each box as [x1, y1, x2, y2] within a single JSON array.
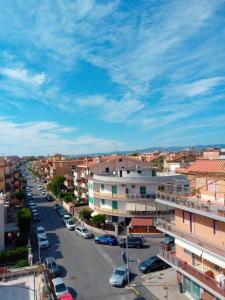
[[89, 196, 94, 204], [100, 184, 104, 191], [127, 170, 130, 174], [125, 188, 129, 194], [140, 186, 146, 195], [112, 216, 118, 222], [101, 199, 105, 206], [152, 169, 156, 176], [158, 185, 165, 191], [138, 170, 142, 174], [112, 201, 118, 210], [105, 167, 109, 173], [215, 264, 220, 271], [119, 158, 122, 162], [112, 186, 117, 194], [183, 211, 190, 225], [213, 220, 219, 235]]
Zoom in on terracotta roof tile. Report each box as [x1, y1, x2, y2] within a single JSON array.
[[182, 159, 225, 174]]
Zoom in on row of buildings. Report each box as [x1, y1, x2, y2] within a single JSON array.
[[31, 148, 225, 300]]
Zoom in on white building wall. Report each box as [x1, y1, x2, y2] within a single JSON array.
[[0, 194, 5, 250]]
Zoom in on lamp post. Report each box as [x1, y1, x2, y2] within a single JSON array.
[[27, 239, 33, 266]]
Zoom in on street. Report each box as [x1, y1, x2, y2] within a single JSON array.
[[28, 176, 160, 300]]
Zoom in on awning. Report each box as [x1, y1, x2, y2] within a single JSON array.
[[130, 218, 153, 227], [91, 211, 100, 217], [202, 252, 225, 268], [175, 238, 203, 257]]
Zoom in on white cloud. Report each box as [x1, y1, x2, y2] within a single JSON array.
[[0, 67, 46, 86], [0, 118, 123, 155]]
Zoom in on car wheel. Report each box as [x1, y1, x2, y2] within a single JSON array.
[[95, 240, 100, 244]]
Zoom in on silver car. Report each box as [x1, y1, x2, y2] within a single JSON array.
[[109, 265, 130, 287], [75, 226, 93, 239]]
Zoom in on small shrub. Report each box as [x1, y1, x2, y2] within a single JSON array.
[[15, 259, 29, 268], [0, 247, 28, 264], [79, 208, 92, 220], [91, 214, 106, 226]]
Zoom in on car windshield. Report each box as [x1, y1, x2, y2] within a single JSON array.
[[55, 283, 67, 293], [82, 229, 88, 233], [68, 221, 74, 225], [114, 270, 125, 276], [48, 262, 56, 268]]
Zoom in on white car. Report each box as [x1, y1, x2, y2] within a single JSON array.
[[52, 277, 68, 298], [36, 226, 47, 238], [65, 220, 76, 230], [42, 191, 46, 195], [62, 215, 71, 225], [37, 236, 49, 249]]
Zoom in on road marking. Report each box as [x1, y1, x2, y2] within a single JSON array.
[[93, 243, 116, 268]]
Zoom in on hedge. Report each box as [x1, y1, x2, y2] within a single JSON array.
[[0, 247, 28, 264], [15, 259, 29, 268]]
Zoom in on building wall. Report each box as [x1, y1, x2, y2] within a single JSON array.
[[0, 196, 5, 250], [0, 159, 5, 192], [175, 209, 225, 247]]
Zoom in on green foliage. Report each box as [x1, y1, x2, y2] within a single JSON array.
[[14, 236, 28, 247], [15, 259, 29, 268], [15, 190, 26, 200], [91, 214, 106, 226], [0, 247, 28, 264], [16, 208, 32, 237], [47, 176, 65, 196], [79, 208, 92, 220], [60, 192, 75, 203], [129, 153, 139, 156]]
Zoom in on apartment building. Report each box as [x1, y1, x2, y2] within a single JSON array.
[[156, 159, 225, 300], [88, 156, 187, 227]]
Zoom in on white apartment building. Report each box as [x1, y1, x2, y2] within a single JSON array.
[[88, 166, 188, 224]]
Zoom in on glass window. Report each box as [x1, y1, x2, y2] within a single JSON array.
[[100, 184, 104, 191], [140, 186, 146, 195], [89, 196, 94, 204], [101, 199, 105, 206], [112, 201, 118, 210], [152, 169, 156, 176]]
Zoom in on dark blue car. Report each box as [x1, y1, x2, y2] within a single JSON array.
[[95, 234, 118, 246]]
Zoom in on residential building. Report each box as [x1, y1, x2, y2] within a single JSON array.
[[166, 153, 197, 172], [156, 159, 225, 300], [88, 156, 187, 229]]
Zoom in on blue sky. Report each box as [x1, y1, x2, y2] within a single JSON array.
[[0, 0, 225, 155]]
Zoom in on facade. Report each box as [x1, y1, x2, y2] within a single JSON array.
[[0, 193, 5, 250], [88, 158, 187, 226], [156, 159, 225, 300]]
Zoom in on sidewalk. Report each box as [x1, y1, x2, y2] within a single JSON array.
[[141, 268, 189, 300]]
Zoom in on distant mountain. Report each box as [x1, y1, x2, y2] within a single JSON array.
[[68, 144, 225, 158]]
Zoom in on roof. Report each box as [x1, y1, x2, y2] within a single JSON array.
[[130, 218, 153, 227], [179, 159, 225, 174]]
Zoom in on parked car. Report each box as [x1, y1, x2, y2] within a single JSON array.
[[58, 209, 66, 217], [75, 226, 93, 239], [36, 226, 47, 238], [44, 256, 60, 277], [46, 194, 53, 202], [32, 213, 41, 222], [31, 208, 38, 215], [54, 204, 61, 211], [62, 214, 71, 225], [165, 235, 175, 245], [42, 191, 46, 195], [52, 277, 68, 298], [95, 234, 118, 246], [29, 203, 37, 209], [109, 265, 130, 287], [138, 256, 170, 274], [37, 236, 49, 249], [119, 236, 144, 248], [65, 220, 76, 230]]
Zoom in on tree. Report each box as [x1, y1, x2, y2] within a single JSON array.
[[16, 208, 32, 237], [91, 214, 106, 226], [15, 190, 26, 201], [47, 175, 65, 196], [79, 208, 92, 220]]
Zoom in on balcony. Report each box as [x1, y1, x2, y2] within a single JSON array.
[[156, 191, 225, 222], [158, 247, 225, 299], [94, 191, 155, 201], [156, 219, 225, 262]]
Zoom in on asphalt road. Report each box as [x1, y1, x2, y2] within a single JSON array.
[[27, 175, 160, 300]]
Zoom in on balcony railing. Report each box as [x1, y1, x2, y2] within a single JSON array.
[[159, 247, 225, 298], [156, 191, 225, 219], [94, 191, 155, 201], [156, 219, 225, 259]]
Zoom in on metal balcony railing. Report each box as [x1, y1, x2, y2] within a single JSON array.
[[156, 219, 225, 259], [156, 191, 225, 218], [159, 247, 225, 298], [94, 191, 155, 201]]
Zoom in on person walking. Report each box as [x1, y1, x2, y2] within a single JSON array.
[[122, 250, 127, 264]]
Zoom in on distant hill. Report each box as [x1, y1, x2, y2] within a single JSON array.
[[67, 144, 225, 158]]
